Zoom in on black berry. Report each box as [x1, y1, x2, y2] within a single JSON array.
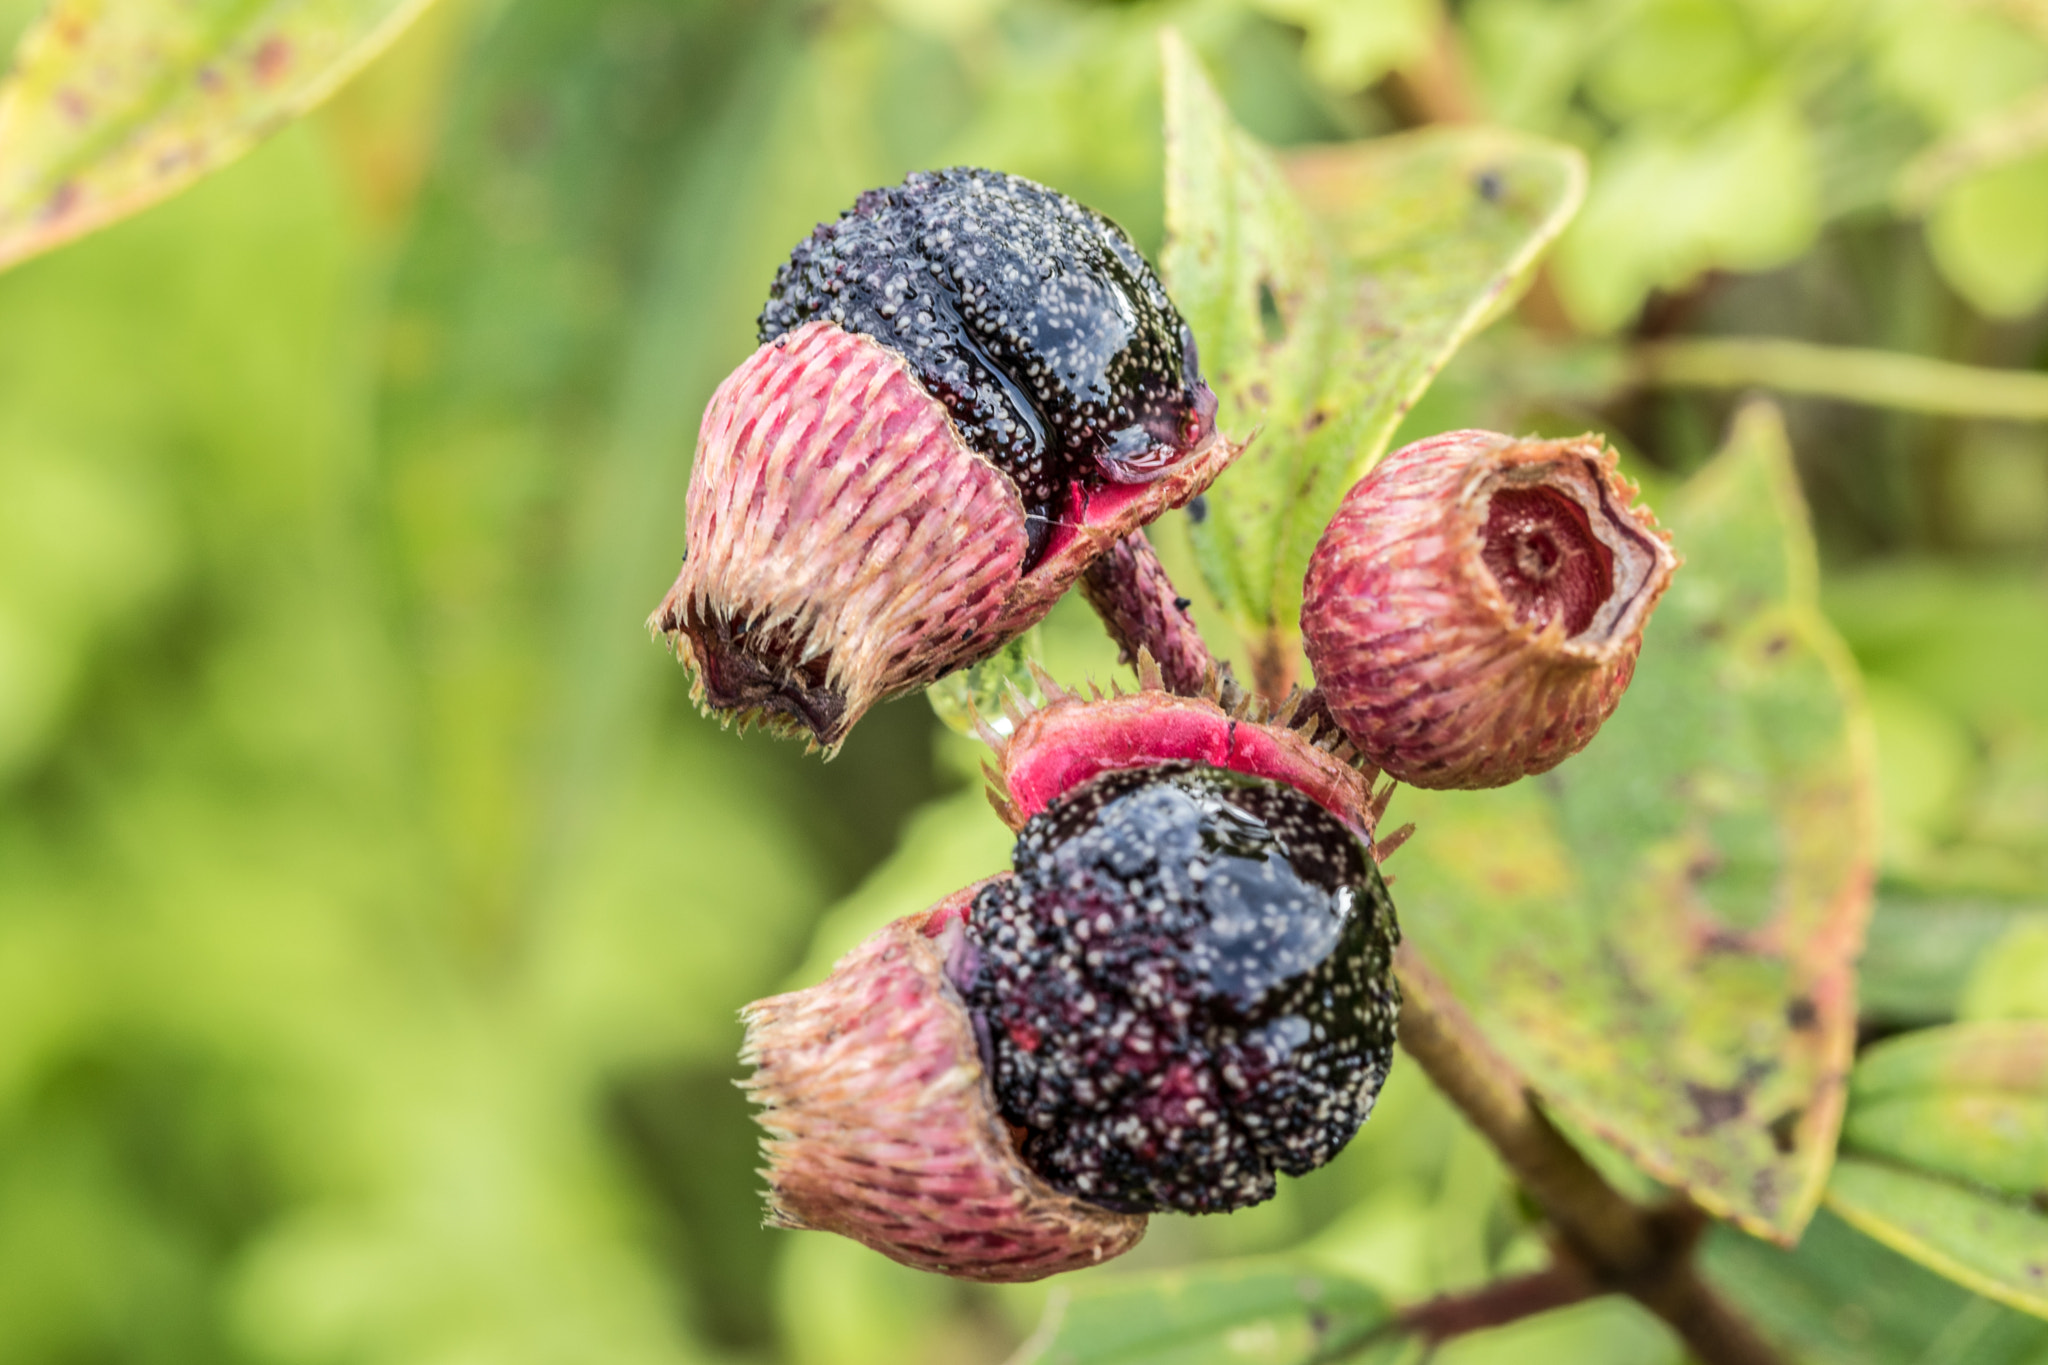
[[954, 763, 1400, 1215], [758, 168, 1214, 560]]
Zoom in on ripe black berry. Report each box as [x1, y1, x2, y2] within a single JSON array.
[[953, 762, 1400, 1215], [758, 168, 1215, 559]]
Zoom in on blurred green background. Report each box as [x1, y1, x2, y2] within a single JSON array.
[[1, 0, 2045, 1361]]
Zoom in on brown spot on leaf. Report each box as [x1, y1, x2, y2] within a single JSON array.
[[253, 36, 293, 86], [1750, 1169, 1780, 1216], [1766, 1108, 1802, 1155], [1683, 1060, 1777, 1134], [1686, 1081, 1749, 1131], [1785, 997, 1817, 1031], [39, 181, 80, 224], [57, 88, 89, 123], [1763, 634, 1791, 657], [1302, 409, 1329, 433], [1699, 926, 1757, 955]]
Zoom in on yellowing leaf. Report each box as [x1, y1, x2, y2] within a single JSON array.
[[0, 0, 437, 273]]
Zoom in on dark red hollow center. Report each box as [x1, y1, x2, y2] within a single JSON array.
[[1479, 486, 1614, 636]]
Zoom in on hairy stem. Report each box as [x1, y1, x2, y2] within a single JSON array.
[[1395, 946, 1785, 1365], [1079, 532, 1218, 696]]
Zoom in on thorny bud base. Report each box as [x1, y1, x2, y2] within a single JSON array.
[[652, 169, 1235, 751], [1302, 431, 1678, 789]]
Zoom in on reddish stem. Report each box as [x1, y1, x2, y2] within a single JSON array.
[[1079, 532, 1217, 696], [1396, 1262, 1596, 1346]]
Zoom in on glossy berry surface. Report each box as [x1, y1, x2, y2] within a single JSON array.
[[758, 168, 1214, 554], [954, 763, 1399, 1215]]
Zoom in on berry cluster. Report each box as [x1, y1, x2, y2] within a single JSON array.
[[668, 170, 1677, 1283]]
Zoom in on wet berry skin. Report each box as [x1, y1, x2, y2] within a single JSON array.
[[758, 168, 1214, 555], [954, 763, 1400, 1215]]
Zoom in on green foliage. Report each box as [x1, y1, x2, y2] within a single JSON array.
[[1826, 1022, 2048, 1317], [1705, 1209, 2048, 1365], [1013, 1261, 1401, 1365], [1, 0, 2046, 1361], [1161, 33, 1580, 652]]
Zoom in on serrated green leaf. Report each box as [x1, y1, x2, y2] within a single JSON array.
[[1824, 1021, 2048, 1320], [1013, 1262, 1405, 1365], [0, 0, 439, 273], [1160, 31, 1583, 669], [1389, 403, 1877, 1243]]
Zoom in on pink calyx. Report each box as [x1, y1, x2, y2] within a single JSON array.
[[989, 687, 1377, 844]]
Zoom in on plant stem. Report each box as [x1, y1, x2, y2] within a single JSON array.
[[1395, 1262, 1595, 1346], [1634, 336, 2048, 422], [1394, 946, 1785, 1365], [1079, 532, 1218, 696]]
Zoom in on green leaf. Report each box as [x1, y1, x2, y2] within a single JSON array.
[[0, 0, 436, 273], [1860, 892, 2048, 1025], [1012, 1261, 1404, 1365], [1553, 97, 1820, 332], [1389, 402, 1877, 1242], [1926, 154, 2048, 319], [1825, 1021, 2048, 1319], [1704, 1209, 2048, 1365], [1159, 31, 1583, 664]]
